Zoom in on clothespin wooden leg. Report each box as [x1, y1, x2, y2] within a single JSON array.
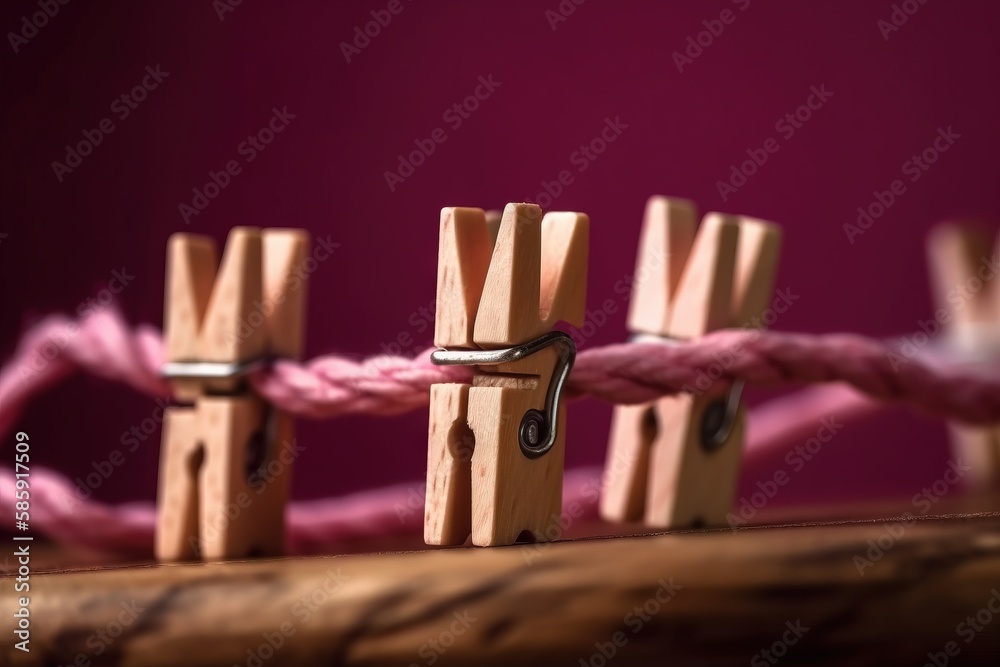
[[156, 409, 201, 561], [602, 197, 780, 529], [156, 227, 308, 562], [425, 208, 493, 546], [600, 404, 656, 522], [468, 347, 565, 545], [425, 384, 474, 545], [645, 213, 741, 527], [928, 225, 1000, 491]]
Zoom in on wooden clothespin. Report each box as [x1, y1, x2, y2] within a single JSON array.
[[600, 196, 781, 528], [425, 202, 588, 546], [927, 224, 1000, 491], [157, 227, 308, 561]]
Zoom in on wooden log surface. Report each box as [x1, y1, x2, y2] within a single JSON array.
[[4, 511, 1000, 666]]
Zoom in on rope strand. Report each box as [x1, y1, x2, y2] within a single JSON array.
[[2, 309, 999, 437]]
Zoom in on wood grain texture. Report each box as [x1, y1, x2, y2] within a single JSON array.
[[6, 513, 1000, 666]]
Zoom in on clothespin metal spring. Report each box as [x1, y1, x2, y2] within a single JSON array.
[[431, 331, 576, 459], [631, 334, 744, 451]]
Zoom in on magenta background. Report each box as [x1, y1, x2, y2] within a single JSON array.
[[2, 1, 999, 509]]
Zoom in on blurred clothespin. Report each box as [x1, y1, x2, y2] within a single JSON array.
[[157, 227, 308, 561], [927, 224, 1000, 491], [601, 196, 780, 528], [426, 202, 588, 546]]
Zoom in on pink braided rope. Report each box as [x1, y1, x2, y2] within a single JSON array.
[[2, 310, 999, 435], [1, 308, 997, 554]]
